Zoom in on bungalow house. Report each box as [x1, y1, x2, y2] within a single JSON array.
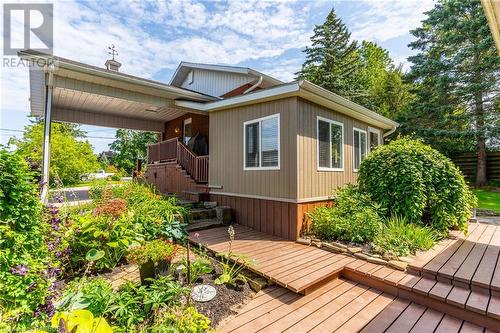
[[19, 50, 397, 240]]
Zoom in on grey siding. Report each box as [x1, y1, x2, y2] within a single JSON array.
[[181, 68, 254, 97]]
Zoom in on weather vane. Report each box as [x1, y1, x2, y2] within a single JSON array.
[[108, 44, 118, 60]]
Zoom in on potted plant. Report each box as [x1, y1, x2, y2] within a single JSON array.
[[127, 239, 176, 284]]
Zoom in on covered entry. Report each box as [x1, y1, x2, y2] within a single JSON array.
[[19, 50, 214, 201]]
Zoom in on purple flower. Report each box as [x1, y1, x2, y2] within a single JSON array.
[[54, 194, 64, 203], [10, 264, 29, 276]]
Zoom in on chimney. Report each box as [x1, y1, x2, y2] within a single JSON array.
[[105, 44, 121, 71], [105, 59, 121, 71]]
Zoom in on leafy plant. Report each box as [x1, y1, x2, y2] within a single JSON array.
[[127, 240, 176, 266], [358, 138, 477, 233], [57, 277, 113, 317], [374, 215, 437, 257], [51, 309, 112, 333], [151, 306, 211, 333], [0, 148, 57, 330], [308, 185, 382, 243], [182, 256, 213, 284]]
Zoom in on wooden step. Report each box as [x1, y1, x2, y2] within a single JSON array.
[[185, 218, 223, 232]]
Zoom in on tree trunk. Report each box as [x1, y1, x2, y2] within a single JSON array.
[[474, 92, 488, 187]]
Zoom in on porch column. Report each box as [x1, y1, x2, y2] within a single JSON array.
[[40, 66, 54, 203]]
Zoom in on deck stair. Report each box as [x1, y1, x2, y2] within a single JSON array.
[[189, 224, 500, 332]]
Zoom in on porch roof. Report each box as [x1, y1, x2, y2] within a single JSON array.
[[19, 50, 216, 132]]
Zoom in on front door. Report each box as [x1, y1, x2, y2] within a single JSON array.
[[183, 118, 192, 144]]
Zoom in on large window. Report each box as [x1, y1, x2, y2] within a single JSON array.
[[353, 128, 367, 171], [244, 114, 280, 170], [317, 117, 344, 171]]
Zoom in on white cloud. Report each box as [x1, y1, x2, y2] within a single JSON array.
[[348, 0, 435, 42]]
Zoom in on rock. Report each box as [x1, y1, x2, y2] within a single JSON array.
[[382, 253, 398, 261], [354, 252, 370, 260], [366, 256, 387, 265], [322, 242, 347, 253], [398, 255, 416, 263], [330, 241, 348, 249], [312, 238, 321, 242], [348, 247, 363, 254], [215, 206, 232, 224], [297, 238, 311, 246], [248, 277, 268, 292], [388, 260, 408, 271], [203, 201, 217, 209], [312, 241, 322, 248]]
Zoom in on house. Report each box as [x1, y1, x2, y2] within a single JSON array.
[[19, 50, 397, 240]]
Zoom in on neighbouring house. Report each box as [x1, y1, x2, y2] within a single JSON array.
[[19, 50, 397, 240]]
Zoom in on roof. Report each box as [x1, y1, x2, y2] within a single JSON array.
[[176, 80, 399, 130], [169, 61, 283, 87], [18, 50, 217, 102]]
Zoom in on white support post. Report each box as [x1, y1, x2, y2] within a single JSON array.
[[40, 66, 54, 203]]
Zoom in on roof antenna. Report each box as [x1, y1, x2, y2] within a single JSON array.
[[105, 44, 121, 71]]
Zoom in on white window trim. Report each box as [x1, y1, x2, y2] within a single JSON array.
[[243, 113, 280, 171], [353, 127, 368, 172], [368, 126, 381, 152], [316, 116, 344, 172]]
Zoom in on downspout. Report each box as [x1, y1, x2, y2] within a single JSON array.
[[40, 64, 55, 203], [383, 125, 398, 139], [243, 76, 263, 94]]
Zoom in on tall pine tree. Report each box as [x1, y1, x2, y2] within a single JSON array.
[[405, 0, 500, 186], [297, 8, 362, 99]]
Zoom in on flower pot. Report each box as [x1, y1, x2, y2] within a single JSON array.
[[138, 259, 171, 285]]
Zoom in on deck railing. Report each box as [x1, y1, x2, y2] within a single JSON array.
[[147, 138, 208, 183]]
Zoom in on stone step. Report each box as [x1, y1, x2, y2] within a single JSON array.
[[185, 218, 223, 232], [189, 207, 216, 221]]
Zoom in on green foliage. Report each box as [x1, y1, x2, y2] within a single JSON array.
[[358, 138, 477, 233], [473, 189, 500, 213], [109, 129, 158, 173], [182, 256, 213, 284], [57, 277, 113, 317], [127, 240, 176, 265], [373, 215, 437, 257], [0, 148, 52, 326], [151, 306, 211, 333], [107, 276, 188, 330], [68, 212, 142, 273], [214, 253, 250, 287], [403, 0, 500, 169], [110, 182, 188, 241], [308, 185, 382, 243], [297, 8, 361, 100], [10, 122, 100, 185]]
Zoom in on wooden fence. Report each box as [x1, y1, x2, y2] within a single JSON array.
[[452, 152, 500, 182]]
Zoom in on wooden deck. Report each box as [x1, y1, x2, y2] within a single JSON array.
[[190, 224, 356, 293], [219, 278, 487, 333], [190, 224, 500, 332]]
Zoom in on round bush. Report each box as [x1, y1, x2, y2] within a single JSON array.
[[358, 138, 476, 233]]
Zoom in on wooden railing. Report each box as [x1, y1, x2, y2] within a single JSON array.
[[147, 138, 209, 183]]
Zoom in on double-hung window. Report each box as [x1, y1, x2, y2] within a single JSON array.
[[317, 117, 344, 171], [353, 127, 368, 171], [244, 114, 280, 170]]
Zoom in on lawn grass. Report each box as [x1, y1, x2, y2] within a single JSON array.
[[473, 188, 500, 213]]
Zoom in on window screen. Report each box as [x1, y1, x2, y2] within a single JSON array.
[[318, 118, 343, 170], [261, 117, 279, 167], [244, 114, 280, 169], [353, 128, 367, 170]]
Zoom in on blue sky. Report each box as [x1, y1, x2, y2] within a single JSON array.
[[1, 0, 434, 153]]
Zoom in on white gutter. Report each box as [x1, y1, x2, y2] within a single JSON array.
[[243, 76, 263, 94], [383, 126, 398, 138]]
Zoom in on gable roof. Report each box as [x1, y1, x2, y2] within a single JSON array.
[[169, 61, 283, 87], [175, 80, 399, 131]]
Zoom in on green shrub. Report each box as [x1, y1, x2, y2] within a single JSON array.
[[358, 138, 476, 233], [0, 148, 54, 328], [308, 185, 382, 243], [374, 215, 437, 257], [152, 306, 211, 333]]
